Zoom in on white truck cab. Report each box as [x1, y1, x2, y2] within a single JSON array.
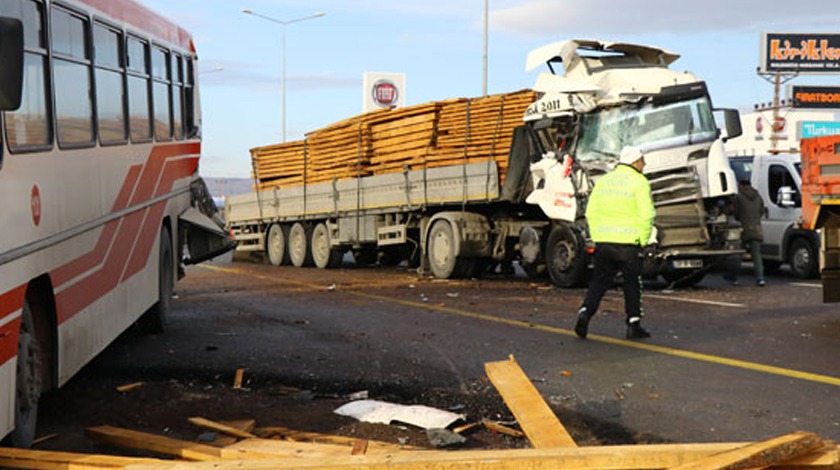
[[729, 154, 819, 278]]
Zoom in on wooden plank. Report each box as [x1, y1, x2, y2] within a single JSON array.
[[251, 426, 419, 452], [220, 438, 355, 459], [0, 447, 163, 470], [484, 355, 577, 448], [118, 442, 840, 470], [666, 431, 826, 470], [85, 425, 223, 461], [188, 417, 258, 439]]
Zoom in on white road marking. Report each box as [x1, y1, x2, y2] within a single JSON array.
[[789, 282, 820, 288], [644, 294, 746, 308]]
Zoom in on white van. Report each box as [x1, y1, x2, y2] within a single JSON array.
[[728, 154, 819, 278]]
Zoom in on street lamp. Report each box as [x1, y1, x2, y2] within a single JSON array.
[[242, 9, 325, 143]]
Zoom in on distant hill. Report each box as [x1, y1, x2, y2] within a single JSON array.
[[202, 177, 253, 199]]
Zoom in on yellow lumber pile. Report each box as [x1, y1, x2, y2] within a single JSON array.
[[250, 90, 537, 191]]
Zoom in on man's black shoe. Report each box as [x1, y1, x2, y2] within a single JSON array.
[[626, 323, 651, 339], [574, 308, 590, 339]]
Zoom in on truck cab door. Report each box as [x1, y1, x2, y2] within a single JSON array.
[[760, 160, 801, 260]]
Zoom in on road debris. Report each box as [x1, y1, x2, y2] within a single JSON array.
[[2, 355, 836, 469], [333, 399, 465, 429]]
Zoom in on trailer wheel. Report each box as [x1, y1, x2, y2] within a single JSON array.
[[428, 220, 458, 279], [138, 227, 173, 334], [312, 222, 343, 269], [266, 224, 290, 266], [789, 237, 818, 279], [289, 223, 313, 267], [7, 298, 42, 448], [545, 224, 587, 288]]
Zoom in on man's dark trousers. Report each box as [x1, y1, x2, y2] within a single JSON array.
[[582, 243, 643, 322]]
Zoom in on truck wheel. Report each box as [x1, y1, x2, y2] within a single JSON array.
[[545, 224, 587, 288], [353, 248, 377, 266], [266, 224, 290, 266], [789, 238, 818, 279], [311, 222, 343, 269], [289, 223, 313, 267], [138, 227, 173, 334], [7, 298, 42, 448], [428, 220, 458, 279]]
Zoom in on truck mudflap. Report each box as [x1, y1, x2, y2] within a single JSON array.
[[180, 178, 236, 265]]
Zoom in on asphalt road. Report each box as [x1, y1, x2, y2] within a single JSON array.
[[37, 254, 840, 451]]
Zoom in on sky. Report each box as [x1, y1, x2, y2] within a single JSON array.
[[138, 0, 840, 179]]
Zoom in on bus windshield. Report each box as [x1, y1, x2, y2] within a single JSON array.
[[575, 95, 718, 163]]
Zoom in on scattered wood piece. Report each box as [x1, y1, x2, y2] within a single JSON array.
[[232, 369, 245, 389], [188, 417, 258, 439], [114, 442, 840, 470], [31, 432, 59, 446], [0, 446, 163, 469], [252, 426, 419, 452], [484, 355, 577, 448], [220, 438, 360, 459], [351, 439, 369, 456], [666, 431, 826, 470], [451, 422, 480, 434], [481, 419, 525, 438], [85, 425, 223, 461], [116, 382, 144, 393]]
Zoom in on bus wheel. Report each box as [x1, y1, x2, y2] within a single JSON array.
[[545, 224, 587, 288], [428, 220, 458, 279], [789, 238, 818, 279], [266, 224, 289, 266], [311, 223, 343, 269], [8, 298, 42, 448], [138, 227, 173, 334], [288, 223, 313, 267]]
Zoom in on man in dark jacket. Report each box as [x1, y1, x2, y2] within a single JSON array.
[[730, 178, 766, 286]]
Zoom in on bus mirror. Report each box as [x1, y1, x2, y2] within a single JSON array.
[[0, 17, 23, 111]]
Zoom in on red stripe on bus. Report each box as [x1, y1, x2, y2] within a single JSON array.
[[0, 285, 26, 321], [75, 0, 193, 50], [53, 143, 199, 323], [50, 165, 142, 287], [122, 157, 198, 282], [0, 319, 22, 368]]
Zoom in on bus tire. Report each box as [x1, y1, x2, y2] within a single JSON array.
[[311, 222, 343, 269], [266, 224, 290, 266], [138, 227, 173, 334], [289, 223, 313, 267], [6, 298, 42, 448]]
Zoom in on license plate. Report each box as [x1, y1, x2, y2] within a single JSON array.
[[672, 259, 703, 269]]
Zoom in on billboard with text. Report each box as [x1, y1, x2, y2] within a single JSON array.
[[761, 33, 840, 74]]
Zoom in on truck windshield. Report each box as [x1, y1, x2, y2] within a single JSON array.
[[575, 95, 717, 163]]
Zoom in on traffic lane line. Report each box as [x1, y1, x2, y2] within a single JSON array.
[[199, 264, 840, 388], [643, 293, 746, 308]]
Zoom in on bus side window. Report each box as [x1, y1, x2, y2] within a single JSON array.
[[151, 45, 171, 141], [93, 22, 127, 144], [171, 53, 183, 140], [126, 35, 151, 142], [52, 6, 94, 147], [184, 58, 197, 138], [3, 0, 52, 151]]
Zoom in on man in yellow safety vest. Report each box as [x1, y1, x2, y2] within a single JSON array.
[[574, 146, 656, 340]]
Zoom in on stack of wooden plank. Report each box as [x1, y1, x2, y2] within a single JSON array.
[[250, 90, 538, 192], [2, 357, 837, 469]]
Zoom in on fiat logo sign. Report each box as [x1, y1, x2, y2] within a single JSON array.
[[372, 79, 398, 108]]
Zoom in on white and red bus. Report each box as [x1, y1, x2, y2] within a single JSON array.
[[0, 0, 231, 446]]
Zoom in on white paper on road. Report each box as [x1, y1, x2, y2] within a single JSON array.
[[334, 399, 465, 429]]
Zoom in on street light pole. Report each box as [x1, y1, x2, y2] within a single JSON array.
[[242, 9, 325, 143]]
